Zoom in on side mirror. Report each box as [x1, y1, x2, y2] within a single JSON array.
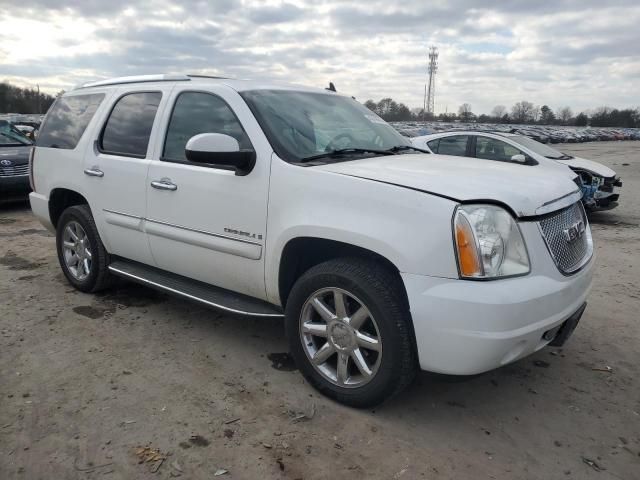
[[185, 133, 256, 176], [510, 154, 526, 163]]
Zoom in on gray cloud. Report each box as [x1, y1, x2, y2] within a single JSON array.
[[1, 1, 640, 113], [247, 3, 305, 24]]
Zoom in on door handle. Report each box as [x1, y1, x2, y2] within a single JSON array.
[[150, 178, 178, 191], [84, 167, 104, 177]]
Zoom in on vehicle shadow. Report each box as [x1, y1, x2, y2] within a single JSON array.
[[0, 197, 30, 213], [100, 277, 568, 417], [587, 211, 638, 227]]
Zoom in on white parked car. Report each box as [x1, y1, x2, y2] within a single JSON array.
[[30, 75, 593, 407], [411, 131, 621, 211]]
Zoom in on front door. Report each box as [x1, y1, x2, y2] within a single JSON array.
[[145, 86, 271, 300]]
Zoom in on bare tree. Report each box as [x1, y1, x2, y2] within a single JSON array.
[[458, 103, 474, 121], [533, 105, 541, 122], [491, 105, 506, 119], [511, 101, 536, 123], [558, 106, 573, 124]]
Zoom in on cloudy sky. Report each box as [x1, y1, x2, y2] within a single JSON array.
[[1, 0, 639, 114]]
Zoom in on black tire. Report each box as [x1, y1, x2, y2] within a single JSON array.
[[285, 257, 417, 408], [56, 204, 113, 293]]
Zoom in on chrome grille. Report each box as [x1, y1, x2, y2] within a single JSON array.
[[0, 164, 29, 177], [538, 202, 592, 274]]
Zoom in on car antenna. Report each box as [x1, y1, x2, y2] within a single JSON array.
[[326, 82, 336, 92]]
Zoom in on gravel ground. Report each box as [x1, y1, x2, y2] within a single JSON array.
[[1, 141, 639, 480]]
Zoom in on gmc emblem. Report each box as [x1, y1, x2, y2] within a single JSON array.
[[563, 220, 585, 243]]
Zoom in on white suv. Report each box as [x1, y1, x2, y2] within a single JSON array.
[[29, 75, 594, 407]]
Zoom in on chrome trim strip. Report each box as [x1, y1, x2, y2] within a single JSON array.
[[108, 266, 283, 318], [535, 190, 583, 216], [103, 208, 143, 220], [146, 218, 262, 246], [101, 210, 261, 246]]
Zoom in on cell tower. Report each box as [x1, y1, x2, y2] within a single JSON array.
[[423, 46, 438, 119]]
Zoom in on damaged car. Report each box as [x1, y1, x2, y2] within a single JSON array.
[[411, 131, 621, 211]]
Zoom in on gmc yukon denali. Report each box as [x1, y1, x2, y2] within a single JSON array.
[[29, 75, 594, 407]]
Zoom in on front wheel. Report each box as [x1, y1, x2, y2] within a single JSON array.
[[285, 258, 417, 408]]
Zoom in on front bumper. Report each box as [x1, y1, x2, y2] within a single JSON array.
[[583, 176, 621, 211], [402, 255, 593, 375], [0, 174, 30, 196]]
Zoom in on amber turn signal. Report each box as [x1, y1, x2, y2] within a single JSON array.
[[455, 214, 482, 277]]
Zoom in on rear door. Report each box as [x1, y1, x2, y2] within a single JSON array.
[[144, 85, 272, 300], [82, 85, 171, 265]]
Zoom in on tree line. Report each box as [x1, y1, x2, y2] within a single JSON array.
[[1, 80, 638, 128], [0, 82, 56, 114], [364, 97, 640, 128]]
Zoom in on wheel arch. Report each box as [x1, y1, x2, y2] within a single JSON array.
[[277, 236, 407, 309], [49, 188, 89, 228]]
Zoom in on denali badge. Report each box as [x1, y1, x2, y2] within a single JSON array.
[[224, 227, 263, 240], [563, 220, 585, 243], [0, 159, 12, 166]]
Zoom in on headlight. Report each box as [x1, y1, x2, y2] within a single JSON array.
[[453, 204, 530, 279]]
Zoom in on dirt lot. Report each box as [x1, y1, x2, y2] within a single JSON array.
[[1, 141, 639, 480]]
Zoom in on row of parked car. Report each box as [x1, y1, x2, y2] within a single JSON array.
[[393, 122, 640, 144]]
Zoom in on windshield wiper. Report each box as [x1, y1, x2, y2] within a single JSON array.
[[386, 145, 430, 154], [545, 154, 573, 160], [299, 148, 396, 163]]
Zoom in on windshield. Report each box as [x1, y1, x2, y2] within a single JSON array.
[[240, 90, 411, 163], [0, 121, 32, 146], [509, 135, 568, 159]]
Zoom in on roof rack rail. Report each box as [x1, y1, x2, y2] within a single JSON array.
[[74, 74, 191, 90], [186, 74, 229, 80]]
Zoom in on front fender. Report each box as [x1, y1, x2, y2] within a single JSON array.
[[264, 158, 459, 304]]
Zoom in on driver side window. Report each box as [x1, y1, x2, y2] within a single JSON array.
[[163, 91, 252, 162], [475, 137, 527, 163]]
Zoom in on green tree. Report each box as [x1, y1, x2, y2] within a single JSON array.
[[574, 112, 588, 126], [539, 105, 556, 125]]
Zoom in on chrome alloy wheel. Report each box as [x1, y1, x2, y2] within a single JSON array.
[[61, 221, 93, 281], [300, 288, 382, 388]]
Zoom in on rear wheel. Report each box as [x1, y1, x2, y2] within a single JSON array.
[[56, 205, 112, 293], [286, 258, 417, 408]]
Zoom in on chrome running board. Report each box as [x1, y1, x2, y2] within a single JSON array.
[[108, 259, 283, 318]]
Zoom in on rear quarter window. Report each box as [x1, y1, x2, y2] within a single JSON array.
[[36, 93, 105, 149]]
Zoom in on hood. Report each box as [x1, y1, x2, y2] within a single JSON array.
[[315, 154, 582, 217], [557, 156, 616, 178], [0, 145, 30, 166]]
